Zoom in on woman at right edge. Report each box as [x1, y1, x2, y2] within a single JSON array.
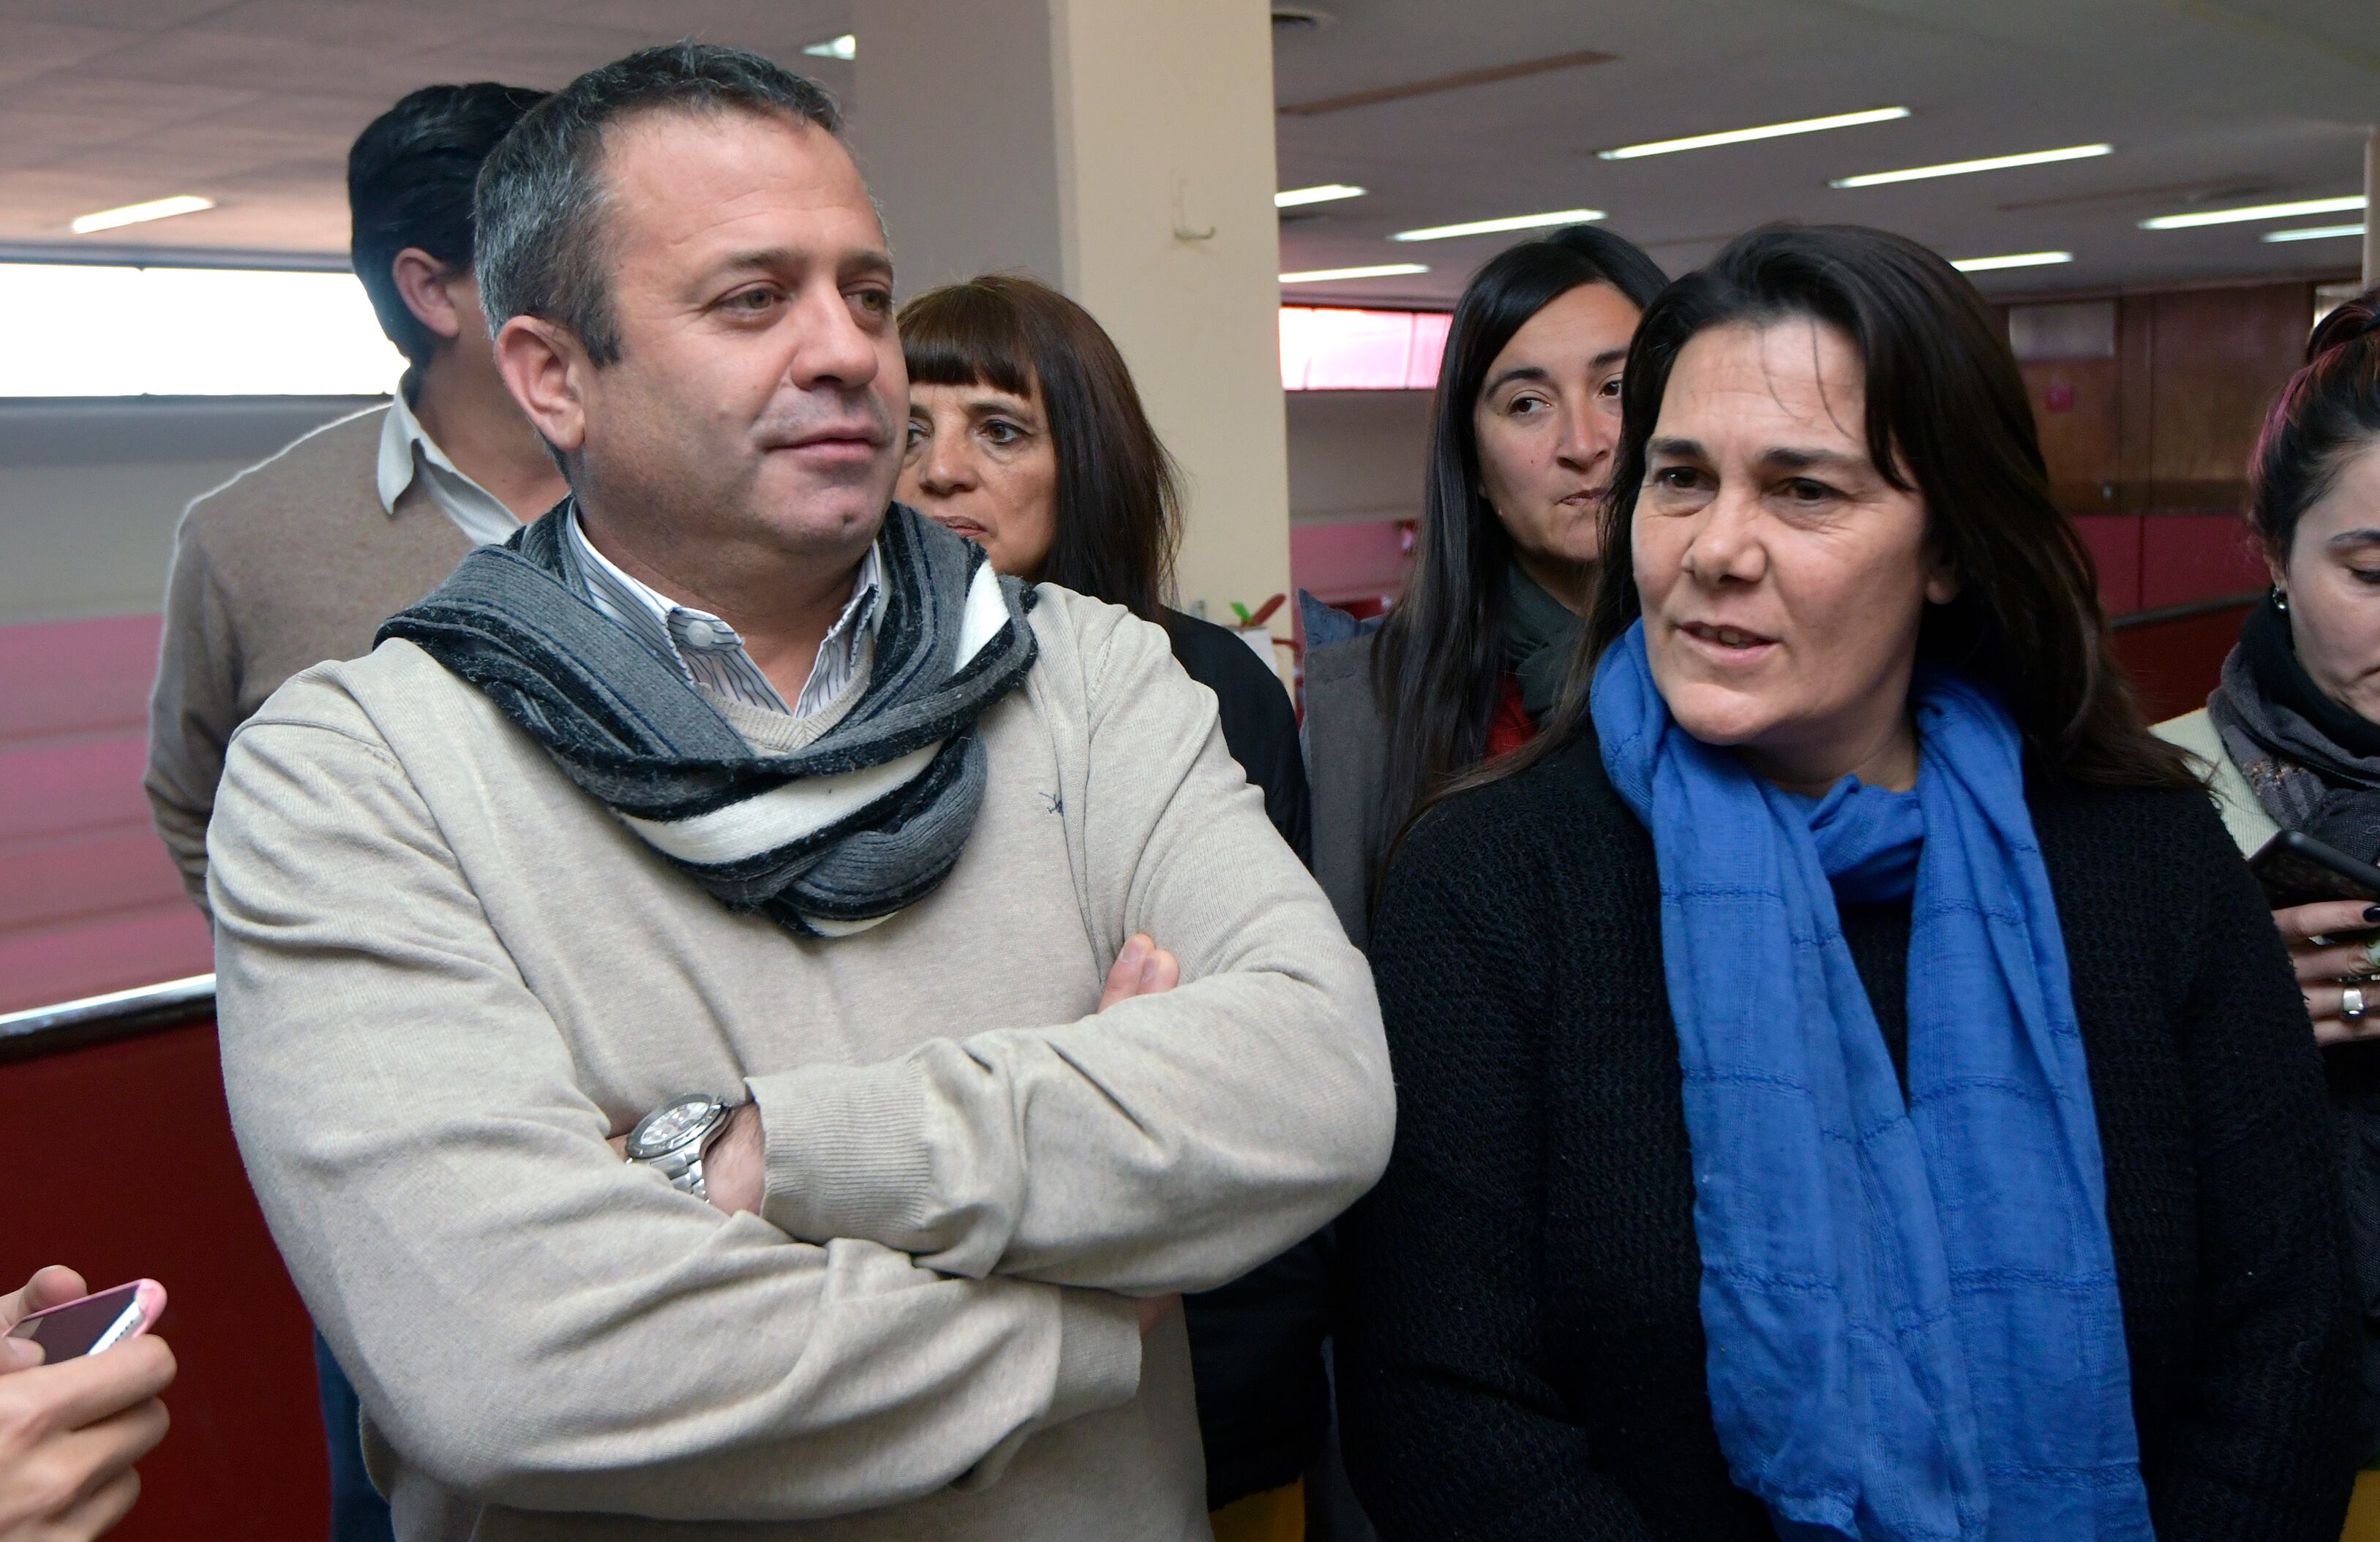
[[1337, 225, 2357, 1540], [2154, 286, 2380, 1521]]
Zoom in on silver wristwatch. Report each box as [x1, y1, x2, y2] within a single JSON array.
[[623, 1093, 732, 1201]]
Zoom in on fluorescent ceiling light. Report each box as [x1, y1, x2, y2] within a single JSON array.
[[802, 33, 856, 60], [70, 195, 214, 236], [1276, 184, 1367, 208], [1831, 143, 2112, 189], [2263, 222, 2367, 244], [1392, 208, 1603, 242], [2141, 195, 2364, 230], [1599, 107, 1909, 161], [1280, 263, 1430, 285], [1949, 250, 2073, 272]]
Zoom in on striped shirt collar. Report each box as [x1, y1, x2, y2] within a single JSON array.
[[376, 387, 524, 547], [566, 508, 883, 719]]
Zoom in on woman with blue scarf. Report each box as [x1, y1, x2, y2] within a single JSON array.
[[1336, 225, 2359, 1541]]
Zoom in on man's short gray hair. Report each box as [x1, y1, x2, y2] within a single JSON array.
[[473, 40, 843, 366]]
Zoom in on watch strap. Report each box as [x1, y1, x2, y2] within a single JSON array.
[[638, 1138, 712, 1198], [627, 1097, 728, 1202]]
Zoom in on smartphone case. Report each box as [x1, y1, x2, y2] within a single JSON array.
[[4, 1278, 165, 1357]]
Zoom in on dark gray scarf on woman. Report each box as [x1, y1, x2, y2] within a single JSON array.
[[2208, 592, 2380, 862], [1502, 564, 1586, 726], [379, 502, 1037, 937]]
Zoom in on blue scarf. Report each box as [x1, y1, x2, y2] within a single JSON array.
[[1592, 622, 2151, 1541]]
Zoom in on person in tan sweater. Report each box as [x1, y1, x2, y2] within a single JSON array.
[[144, 80, 568, 1542], [205, 42, 1394, 1542], [146, 82, 566, 911]]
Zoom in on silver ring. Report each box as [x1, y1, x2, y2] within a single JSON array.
[[2346, 985, 2368, 1023]]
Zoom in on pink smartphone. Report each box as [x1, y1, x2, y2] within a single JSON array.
[[5, 1280, 165, 1361]]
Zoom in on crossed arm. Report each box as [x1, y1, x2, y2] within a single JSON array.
[[207, 606, 1389, 1519], [624, 933, 1193, 1339]]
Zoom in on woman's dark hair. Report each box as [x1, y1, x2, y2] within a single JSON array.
[[1369, 225, 1669, 843], [898, 275, 1180, 620], [2250, 285, 2380, 561], [349, 81, 547, 366], [1493, 223, 2193, 797]]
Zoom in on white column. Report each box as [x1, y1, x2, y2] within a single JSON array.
[[852, 0, 1293, 653], [2364, 126, 2377, 289]]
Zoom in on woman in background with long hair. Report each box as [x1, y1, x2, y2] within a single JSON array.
[[1302, 227, 1666, 945]]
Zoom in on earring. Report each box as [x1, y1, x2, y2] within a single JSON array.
[[2274, 587, 2290, 613]]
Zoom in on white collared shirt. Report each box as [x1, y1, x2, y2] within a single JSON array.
[[376, 388, 527, 547], [566, 509, 884, 720]]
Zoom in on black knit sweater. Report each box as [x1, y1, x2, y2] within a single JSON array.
[[1338, 729, 2359, 1541]]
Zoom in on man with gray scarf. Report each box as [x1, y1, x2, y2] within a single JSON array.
[[205, 42, 1392, 1541]]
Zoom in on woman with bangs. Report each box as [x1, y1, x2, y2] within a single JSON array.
[[896, 275, 1323, 1542], [896, 275, 1308, 860]]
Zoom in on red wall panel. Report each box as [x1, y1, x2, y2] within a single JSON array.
[[0, 1020, 327, 1540], [2111, 601, 2254, 724], [2138, 513, 2268, 612], [2071, 514, 2141, 617]]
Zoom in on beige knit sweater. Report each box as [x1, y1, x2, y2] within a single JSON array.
[[146, 405, 471, 909], [206, 584, 1393, 1541]]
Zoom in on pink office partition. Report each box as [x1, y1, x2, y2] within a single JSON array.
[[1280, 306, 1449, 391], [0, 613, 209, 1012]]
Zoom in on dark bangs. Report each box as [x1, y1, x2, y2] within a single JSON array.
[[899, 283, 1039, 399], [897, 275, 1179, 620]]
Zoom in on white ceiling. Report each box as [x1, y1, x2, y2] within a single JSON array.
[[0, 0, 2371, 304], [1273, 0, 2379, 303], [0, 0, 854, 255]]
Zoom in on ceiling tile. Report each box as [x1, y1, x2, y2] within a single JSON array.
[[0, 0, 242, 29], [187, 0, 502, 53], [553, 0, 846, 46], [0, 20, 136, 88], [0, 0, 2368, 293], [75, 26, 433, 94], [0, 74, 257, 125], [401, 18, 683, 89], [241, 91, 400, 143]]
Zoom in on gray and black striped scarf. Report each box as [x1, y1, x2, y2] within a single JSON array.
[[2209, 591, 2380, 863], [379, 502, 1037, 937]]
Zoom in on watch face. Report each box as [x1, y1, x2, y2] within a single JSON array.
[[628, 1096, 718, 1159]]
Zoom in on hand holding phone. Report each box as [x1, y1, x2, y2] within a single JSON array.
[[2253, 831, 2380, 1045], [0, 1268, 173, 1540], [5, 1279, 165, 1362], [2250, 828, 2380, 909]]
